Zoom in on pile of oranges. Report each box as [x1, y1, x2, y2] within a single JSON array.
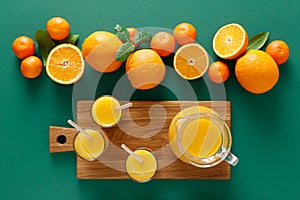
[[12, 17, 86, 85], [12, 17, 71, 79], [81, 22, 208, 90], [12, 18, 290, 94], [12, 36, 42, 78], [210, 23, 289, 94]]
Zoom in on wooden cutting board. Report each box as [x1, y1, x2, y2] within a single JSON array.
[[49, 100, 231, 180]]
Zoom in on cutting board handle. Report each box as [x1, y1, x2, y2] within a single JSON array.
[[49, 126, 77, 153]]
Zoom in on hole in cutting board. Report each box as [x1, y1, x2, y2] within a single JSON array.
[[57, 135, 67, 144]]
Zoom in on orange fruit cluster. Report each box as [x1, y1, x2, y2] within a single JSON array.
[[210, 22, 289, 95], [12, 16, 85, 83], [12, 36, 42, 78]]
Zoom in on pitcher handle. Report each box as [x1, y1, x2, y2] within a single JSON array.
[[225, 152, 239, 166]]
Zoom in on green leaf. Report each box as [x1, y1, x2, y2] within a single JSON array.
[[34, 29, 56, 66], [116, 42, 135, 62], [114, 24, 130, 43], [56, 34, 80, 45], [247, 32, 269, 50], [133, 30, 152, 46]]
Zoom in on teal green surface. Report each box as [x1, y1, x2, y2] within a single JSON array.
[[1, 0, 300, 199]]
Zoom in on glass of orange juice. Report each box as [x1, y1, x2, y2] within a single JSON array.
[[91, 95, 123, 127], [125, 148, 158, 183], [174, 111, 238, 168], [73, 128, 108, 161]]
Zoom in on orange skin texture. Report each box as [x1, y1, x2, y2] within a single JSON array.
[[150, 31, 176, 57], [235, 50, 279, 94], [12, 36, 35, 59], [208, 61, 230, 84], [20, 56, 42, 78], [46, 17, 70, 40], [126, 49, 166, 90], [82, 31, 123, 73], [266, 40, 290, 65], [174, 22, 197, 45]]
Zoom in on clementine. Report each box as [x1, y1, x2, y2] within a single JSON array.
[[266, 40, 289, 65], [46, 17, 70, 40], [208, 61, 229, 84], [82, 31, 123, 73], [12, 36, 35, 59], [150, 31, 176, 57], [174, 22, 197, 45], [126, 49, 166, 90], [20, 56, 42, 78]]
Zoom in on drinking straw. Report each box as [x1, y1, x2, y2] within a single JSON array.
[[115, 102, 133, 110], [121, 144, 143, 163], [67, 119, 92, 139]]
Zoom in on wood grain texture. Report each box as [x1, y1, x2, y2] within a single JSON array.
[[49, 100, 231, 180], [49, 126, 77, 153], [77, 100, 231, 180]]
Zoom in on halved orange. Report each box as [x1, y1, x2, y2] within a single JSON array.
[[213, 23, 248, 59], [46, 44, 85, 84], [173, 43, 209, 80]]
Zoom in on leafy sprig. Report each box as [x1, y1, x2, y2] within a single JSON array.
[[114, 24, 152, 62]]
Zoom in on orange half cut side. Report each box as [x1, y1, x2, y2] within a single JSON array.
[[213, 23, 248, 59], [46, 44, 85, 84], [173, 43, 209, 80]]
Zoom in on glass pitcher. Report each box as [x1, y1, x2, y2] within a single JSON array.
[[175, 112, 239, 168]]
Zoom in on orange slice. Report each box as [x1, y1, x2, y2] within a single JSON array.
[[173, 43, 209, 80], [213, 23, 248, 59], [46, 44, 85, 84]]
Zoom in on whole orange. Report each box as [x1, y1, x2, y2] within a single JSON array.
[[20, 56, 42, 78], [173, 22, 197, 45], [208, 61, 229, 84], [126, 49, 166, 90], [150, 31, 176, 57], [82, 31, 123, 73], [235, 50, 279, 94], [12, 36, 35, 59], [266, 40, 289, 65], [46, 17, 70, 40], [126, 27, 138, 44]]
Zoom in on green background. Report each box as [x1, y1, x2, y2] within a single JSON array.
[[1, 0, 299, 199]]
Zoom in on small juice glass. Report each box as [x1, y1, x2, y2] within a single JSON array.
[[125, 148, 158, 183], [91, 95, 123, 128], [73, 129, 108, 161]]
